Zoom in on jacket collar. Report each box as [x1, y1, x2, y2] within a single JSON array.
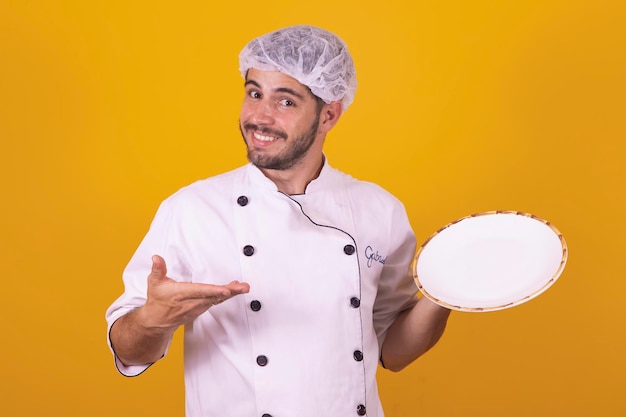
[[244, 155, 338, 195]]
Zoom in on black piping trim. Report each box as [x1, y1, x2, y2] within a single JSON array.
[[281, 192, 369, 409], [108, 315, 157, 378]]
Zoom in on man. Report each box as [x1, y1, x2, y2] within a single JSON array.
[[106, 25, 450, 417]]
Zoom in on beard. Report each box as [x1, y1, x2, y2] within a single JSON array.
[[239, 112, 320, 171]]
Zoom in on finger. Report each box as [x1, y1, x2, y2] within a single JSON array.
[[224, 281, 251, 294], [177, 282, 249, 301], [150, 254, 167, 279]]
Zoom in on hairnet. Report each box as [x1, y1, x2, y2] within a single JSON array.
[[239, 25, 357, 111]]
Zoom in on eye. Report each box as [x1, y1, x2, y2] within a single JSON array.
[[247, 90, 262, 99], [279, 98, 295, 107]]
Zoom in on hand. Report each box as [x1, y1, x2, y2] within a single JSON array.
[[139, 254, 250, 330]]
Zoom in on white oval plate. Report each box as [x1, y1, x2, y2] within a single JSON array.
[[413, 211, 568, 312]]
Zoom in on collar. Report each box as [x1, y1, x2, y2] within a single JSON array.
[[244, 155, 338, 195]]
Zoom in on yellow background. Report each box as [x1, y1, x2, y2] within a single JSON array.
[[1, 0, 624, 415]]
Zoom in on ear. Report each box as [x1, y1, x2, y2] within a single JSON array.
[[318, 101, 343, 134]]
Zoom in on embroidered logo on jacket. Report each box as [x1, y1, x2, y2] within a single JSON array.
[[364, 245, 387, 268]]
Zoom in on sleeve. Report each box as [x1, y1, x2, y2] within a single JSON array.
[[372, 200, 419, 351], [104, 196, 192, 376]]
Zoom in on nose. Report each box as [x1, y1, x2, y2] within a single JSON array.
[[248, 100, 275, 125]]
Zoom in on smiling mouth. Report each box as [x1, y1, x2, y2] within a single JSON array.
[[253, 132, 279, 142], [243, 122, 287, 144]]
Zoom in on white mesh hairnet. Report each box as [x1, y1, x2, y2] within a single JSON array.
[[239, 25, 357, 111]]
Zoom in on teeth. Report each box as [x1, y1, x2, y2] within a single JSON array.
[[253, 132, 277, 142]]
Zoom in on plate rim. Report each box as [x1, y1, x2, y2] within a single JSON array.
[[412, 210, 568, 312]]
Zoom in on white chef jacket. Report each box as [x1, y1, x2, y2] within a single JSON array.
[[106, 159, 418, 417]]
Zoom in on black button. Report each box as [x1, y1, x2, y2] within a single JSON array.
[[353, 350, 364, 361], [343, 244, 355, 255], [356, 404, 366, 416], [237, 195, 249, 206], [243, 245, 255, 256], [350, 297, 360, 308], [262, 414, 272, 417], [256, 355, 268, 366], [250, 300, 262, 311]]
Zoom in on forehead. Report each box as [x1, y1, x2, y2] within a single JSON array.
[[245, 68, 314, 98]]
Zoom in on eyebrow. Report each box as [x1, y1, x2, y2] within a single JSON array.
[[244, 79, 306, 100]]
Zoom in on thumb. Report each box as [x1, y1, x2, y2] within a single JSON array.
[[150, 254, 168, 279]]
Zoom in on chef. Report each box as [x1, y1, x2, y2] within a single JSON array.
[[106, 25, 451, 417]]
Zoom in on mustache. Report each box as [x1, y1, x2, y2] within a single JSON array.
[[242, 122, 287, 140]]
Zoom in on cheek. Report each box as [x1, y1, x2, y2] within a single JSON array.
[[239, 97, 259, 118], [239, 104, 251, 121]]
